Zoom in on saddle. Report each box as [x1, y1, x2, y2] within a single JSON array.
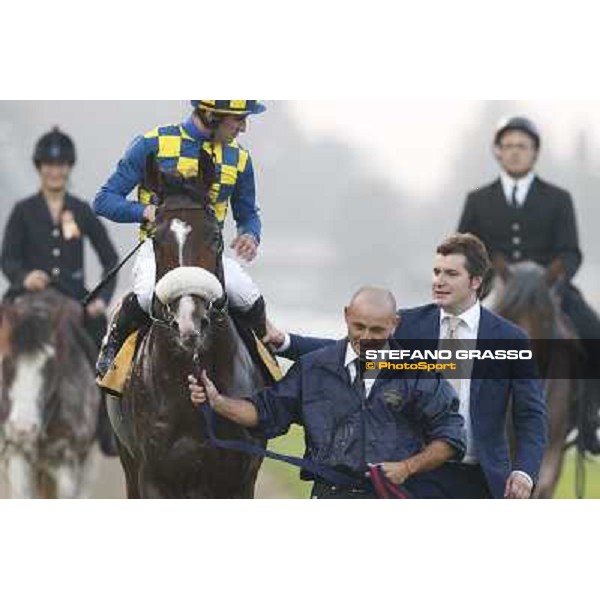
[[97, 322, 283, 398]]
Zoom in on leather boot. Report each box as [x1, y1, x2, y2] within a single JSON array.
[[241, 296, 267, 340], [96, 292, 149, 379]]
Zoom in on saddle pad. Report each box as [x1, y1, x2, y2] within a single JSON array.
[[253, 333, 284, 382], [96, 331, 139, 396]]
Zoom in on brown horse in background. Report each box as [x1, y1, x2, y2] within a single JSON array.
[[108, 153, 268, 498], [0, 289, 100, 498], [494, 262, 583, 498]]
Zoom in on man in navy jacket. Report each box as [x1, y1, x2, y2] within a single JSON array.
[[190, 287, 465, 499], [267, 234, 548, 499]]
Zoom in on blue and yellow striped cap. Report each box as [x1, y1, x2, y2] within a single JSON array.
[[190, 100, 266, 116]]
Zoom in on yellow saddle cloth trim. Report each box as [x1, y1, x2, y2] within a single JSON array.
[[96, 330, 283, 396], [254, 334, 284, 382], [96, 331, 139, 396]]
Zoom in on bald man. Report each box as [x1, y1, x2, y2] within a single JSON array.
[[189, 287, 465, 499]]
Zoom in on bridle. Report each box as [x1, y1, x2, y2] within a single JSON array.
[[149, 202, 227, 333]]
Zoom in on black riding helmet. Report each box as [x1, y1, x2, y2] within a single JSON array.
[[33, 126, 76, 167], [494, 117, 541, 150]]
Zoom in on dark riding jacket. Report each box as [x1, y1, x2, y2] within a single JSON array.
[[249, 339, 466, 481], [1, 193, 119, 304], [459, 176, 581, 279]]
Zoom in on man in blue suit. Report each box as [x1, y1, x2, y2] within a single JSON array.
[[267, 234, 548, 499]]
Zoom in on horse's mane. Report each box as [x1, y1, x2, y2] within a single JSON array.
[[495, 262, 555, 326], [145, 149, 216, 207], [6, 290, 85, 359]]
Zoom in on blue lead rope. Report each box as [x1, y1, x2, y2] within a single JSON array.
[[197, 403, 362, 489]]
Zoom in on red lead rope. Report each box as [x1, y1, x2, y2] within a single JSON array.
[[369, 465, 412, 499]]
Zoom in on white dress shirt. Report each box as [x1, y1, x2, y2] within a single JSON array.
[[439, 301, 533, 487], [439, 301, 481, 464], [345, 342, 378, 397], [500, 170, 536, 207]]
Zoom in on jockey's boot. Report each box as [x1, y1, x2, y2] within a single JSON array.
[[96, 292, 149, 379], [96, 393, 119, 457], [242, 295, 267, 340]]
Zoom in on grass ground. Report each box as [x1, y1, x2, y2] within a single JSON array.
[[264, 428, 600, 499]]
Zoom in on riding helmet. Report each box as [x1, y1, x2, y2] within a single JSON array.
[[33, 127, 76, 167], [494, 117, 541, 149], [190, 100, 267, 116]]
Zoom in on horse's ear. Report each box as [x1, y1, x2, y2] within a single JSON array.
[[545, 258, 566, 286], [492, 255, 510, 282], [197, 149, 216, 189], [0, 305, 13, 355], [144, 152, 163, 194]]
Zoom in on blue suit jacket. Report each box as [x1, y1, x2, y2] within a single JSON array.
[[284, 304, 548, 499]]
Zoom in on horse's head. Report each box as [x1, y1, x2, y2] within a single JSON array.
[[144, 151, 226, 352], [145, 150, 220, 278], [494, 261, 558, 336], [0, 291, 76, 452]]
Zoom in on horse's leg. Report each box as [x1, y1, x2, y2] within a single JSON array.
[[54, 460, 80, 499], [115, 437, 142, 499], [6, 451, 37, 498], [76, 446, 101, 499], [534, 379, 572, 499], [138, 464, 165, 499]]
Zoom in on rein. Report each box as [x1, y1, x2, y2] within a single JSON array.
[[197, 402, 412, 497], [196, 401, 363, 489]]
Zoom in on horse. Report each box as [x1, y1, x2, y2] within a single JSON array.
[[108, 153, 268, 498], [0, 288, 100, 498], [493, 261, 584, 498]]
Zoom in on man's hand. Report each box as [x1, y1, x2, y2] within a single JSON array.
[[504, 472, 533, 499], [86, 298, 107, 318], [379, 461, 412, 486], [143, 205, 157, 223], [188, 371, 260, 428], [24, 270, 50, 292], [230, 234, 258, 262], [263, 319, 286, 348], [189, 371, 221, 408]]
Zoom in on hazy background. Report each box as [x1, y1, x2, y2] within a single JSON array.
[[1, 100, 598, 341], [1, 101, 599, 498]]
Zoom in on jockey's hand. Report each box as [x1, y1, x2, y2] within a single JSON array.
[[230, 234, 258, 262], [263, 320, 286, 348], [24, 270, 50, 292], [143, 205, 157, 224], [379, 461, 412, 486], [188, 371, 221, 408], [86, 298, 107, 318], [504, 472, 533, 499]]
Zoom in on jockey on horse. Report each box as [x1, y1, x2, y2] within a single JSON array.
[[94, 100, 269, 379], [458, 116, 600, 452]]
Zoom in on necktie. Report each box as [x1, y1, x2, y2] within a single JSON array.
[[444, 317, 462, 392], [511, 183, 519, 209], [353, 358, 366, 398], [445, 316, 462, 340]]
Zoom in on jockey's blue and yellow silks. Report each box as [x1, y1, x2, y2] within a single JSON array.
[[93, 116, 261, 242]]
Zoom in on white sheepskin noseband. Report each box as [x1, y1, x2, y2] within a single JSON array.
[[155, 267, 223, 304]]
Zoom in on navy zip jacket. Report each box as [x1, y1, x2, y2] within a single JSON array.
[[249, 339, 466, 481]]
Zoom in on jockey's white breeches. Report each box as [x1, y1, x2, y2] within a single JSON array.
[[132, 239, 261, 313]]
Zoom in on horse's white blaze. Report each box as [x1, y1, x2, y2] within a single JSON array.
[[176, 296, 196, 336], [170, 219, 192, 267], [6, 350, 50, 437]]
